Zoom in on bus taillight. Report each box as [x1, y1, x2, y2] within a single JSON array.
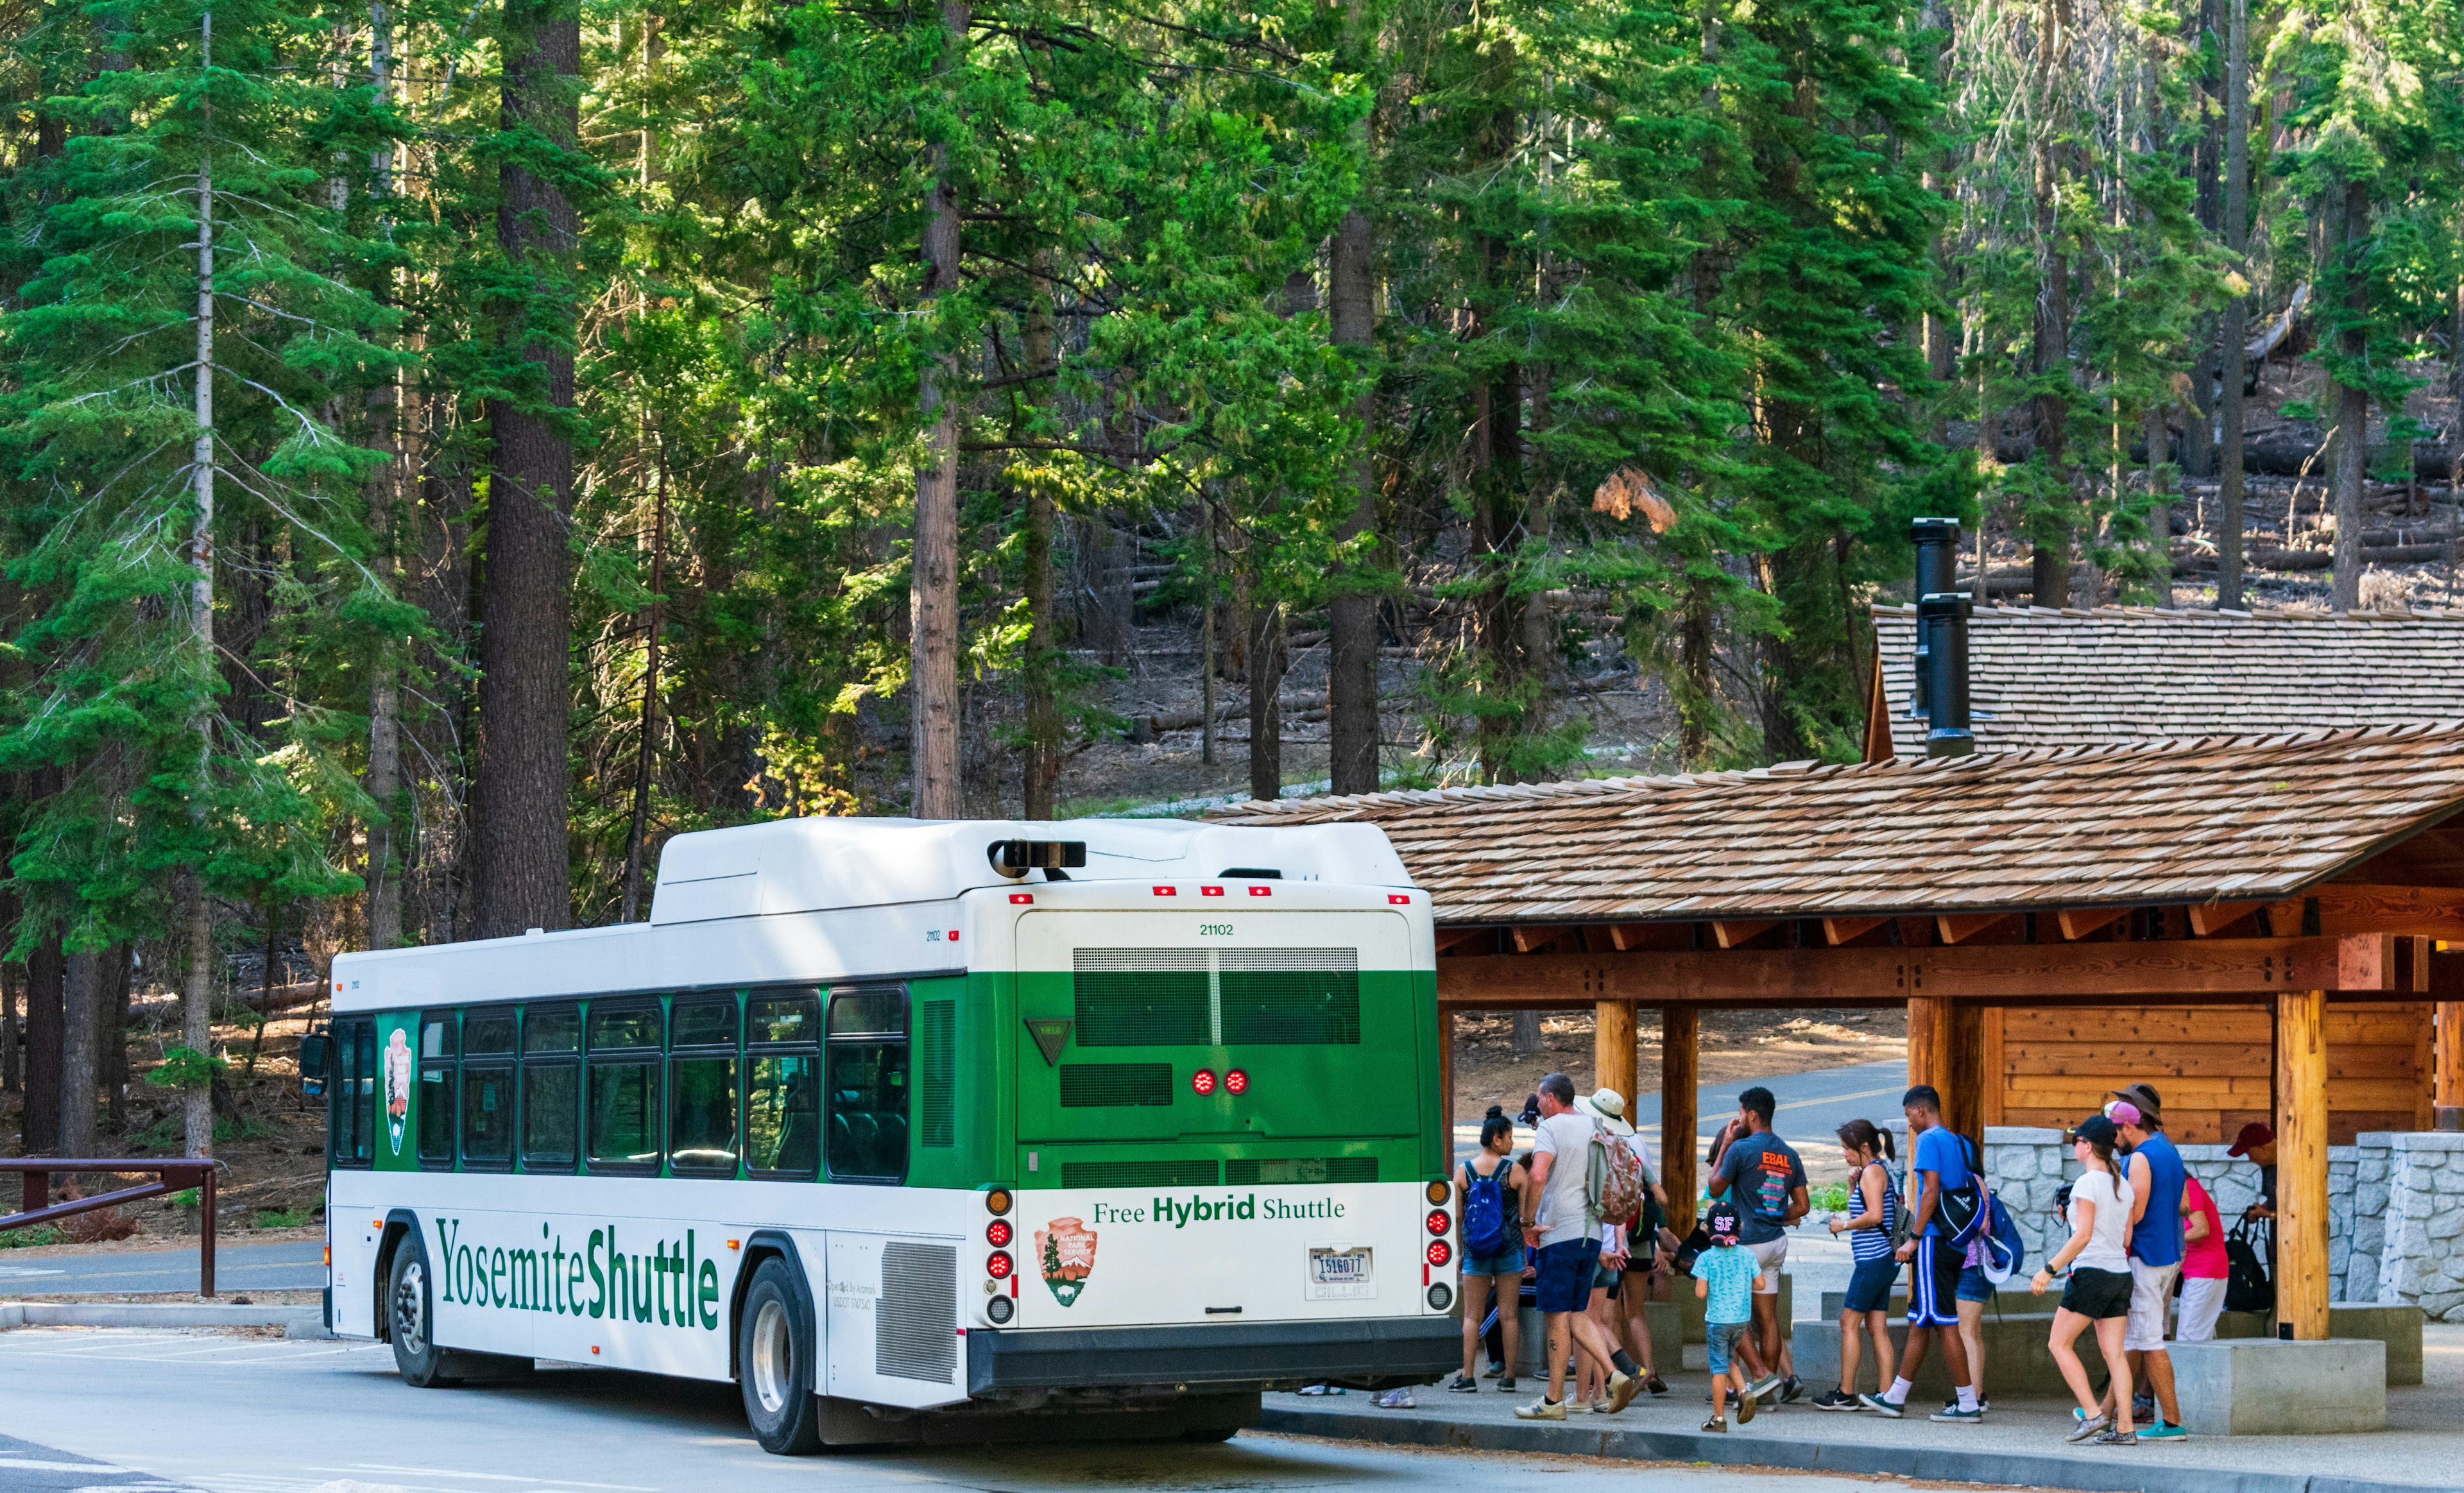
[[1192, 1068, 1217, 1095], [987, 1218, 1013, 1248], [1425, 1240, 1452, 1268], [1224, 1068, 1247, 1095], [987, 1250, 1014, 1279], [1425, 1209, 1450, 1236]]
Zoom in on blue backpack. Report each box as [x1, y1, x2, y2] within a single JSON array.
[[1462, 1162, 1514, 1256], [1980, 1192, 2026, 1282]]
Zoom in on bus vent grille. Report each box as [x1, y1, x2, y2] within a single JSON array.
[[1061, 1159, 1222, 1188], [917, 1000, 955, 1147], [876, 1242, 957, 1383], [1224, 1157, 1378, 1185], [1220, 951, 1360, 1045], [1074, 950, 1208, 1045], [1058, 1062, 1174, 1107]]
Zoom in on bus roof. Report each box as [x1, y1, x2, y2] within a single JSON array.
[[647, 816, 1412, 925]]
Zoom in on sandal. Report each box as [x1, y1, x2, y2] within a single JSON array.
[[1644, 1374, 1669, 1397]]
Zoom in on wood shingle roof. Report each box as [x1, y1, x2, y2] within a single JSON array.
[[1207, 724, 2464, 925], [1872, 604, 2464, 760]]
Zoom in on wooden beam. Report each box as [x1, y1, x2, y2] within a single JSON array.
[[2275, 987, 2329, 1341], [1662, 1005, 1698, 1239], [1609, 923, 1691, 952], [2435, 951, 2464, 1130], [1823, 916, 1890, 946], [2304, 883, 2464, 939], [1596, 1000, 1638, 1118], [1936, 912, 2013, 944], [2056, 907, 2128, 941], [2188, 900, 2269, 937], [1510, 925, 1561, 954], [1433, 935, 2388, 1009], [1712, 919, 1779, 949]]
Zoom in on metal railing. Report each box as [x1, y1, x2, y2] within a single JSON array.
[[0, 1159, 221, 1295]]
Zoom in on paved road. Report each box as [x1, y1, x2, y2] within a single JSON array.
[[0, 1241, 324, 1297], [0, 1329, 1944, 1493]]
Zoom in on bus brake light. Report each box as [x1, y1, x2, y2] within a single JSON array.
[[1224, 1068, 1247, 1095], [986, 1250, 1014, 1279], [1192, 1069, 1217, 1095], [1425, 1209, 1450, 1236], [986, 1219, 1013, 1248], [1425, 1240, 1452, 1268]]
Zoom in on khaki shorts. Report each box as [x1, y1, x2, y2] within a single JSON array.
[[1747, 1236, 1788, 1296], [2125, 1260, 2180, 1351], [2175, 1274, 2228, 1343]]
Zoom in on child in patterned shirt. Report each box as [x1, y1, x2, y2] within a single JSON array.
[[1693, 1201, 1769, 1431]]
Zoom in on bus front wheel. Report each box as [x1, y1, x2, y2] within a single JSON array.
[[738, 1257, 822, 1455], [389, 1239, 461, 1388]]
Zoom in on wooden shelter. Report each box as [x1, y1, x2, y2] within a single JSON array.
[[1867, 603, 2464, 1143], [1212, 722, 2464, 1342]]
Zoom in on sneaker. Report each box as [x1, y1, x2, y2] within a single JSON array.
[[1482, 1362, 1504, 1379], [1809, 1389, 1861, 1412], [1701, 1416, 1727, 1433], [1737, 1386, 1757, 1425], [1779, 1375, 1805, 1404], [1746, 1373, 1784, 1403], [1929, 1405, 1981, 1424], [1374, 1388, 1416, 1410], [2067, 1411, 2110, 1443], [2095, 1428, 2139, 1446], [1498, 1376, 1517, 1392], [1514, 1397, 1568, 1421], [1446, 1374, 1478, 1393], [2139, 1420, 2187, 1442], [1605, 1370, 1641, 1414], [1944, 1396, 1992, 1417], [1644, 1374, 1669, 1397], [1587, 1394, 1613, 1413], [1297, 1384, 1340, 1396], [2132, 1394, 2155, 1420], [1858, 1394, 1903, 1419]]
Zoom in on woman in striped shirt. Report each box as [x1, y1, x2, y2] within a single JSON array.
[[1811, 1119, 1901, 1412]]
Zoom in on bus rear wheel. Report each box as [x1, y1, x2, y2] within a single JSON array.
[[738, 1258, 822, 1455], [389, 1238, 461, 1388]]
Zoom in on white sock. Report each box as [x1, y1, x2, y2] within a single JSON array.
[[1956, 1385, 1979, 1412], [1885, 1376, 1913, 1406]]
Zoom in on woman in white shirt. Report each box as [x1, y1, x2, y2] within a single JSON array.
[[2030, 1114, 2138, 1446]]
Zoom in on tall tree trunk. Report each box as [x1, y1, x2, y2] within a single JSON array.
[[2330, 177, 2368, 611], [1020, 281, 1060, 818], [620, 456, 665, 921], [1677, 576, 1715, 765], [474, 0, 581, 935], [185, 39, 218, 1159], [22, 937, 63, 1155], [909, 0, 969, 821], [2216, 0, 2250, 608], [102, 948, 130, 1128], [57, 950, 99, 1157], [2148, 402, 2173, 597], [0, 955, 17, 1097], [1247, 597, 1285, 802], [2028, 0, 2073, 610], [363, 0, 403, 951], [1326, 208, 1382, 796]]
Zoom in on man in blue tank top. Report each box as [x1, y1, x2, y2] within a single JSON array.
[[2113, 1084, 2187, 1441]]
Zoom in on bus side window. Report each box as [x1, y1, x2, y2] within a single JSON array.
[[461, 1009, 517, 1170], [670, 995, 740, 1175], [825, 985, 907, 1183], [587, 1003, 663, 1172], [418, 1012, 459, 1168], [522, 1004, 581, 1172], [330, 1018, 377, 1168], [747, 990, 820, 1179]]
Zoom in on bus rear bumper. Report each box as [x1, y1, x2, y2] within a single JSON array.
[[966, 1317, 1457, 1397]]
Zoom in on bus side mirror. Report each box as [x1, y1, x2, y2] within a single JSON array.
[[299, 1031, 330, 1082]]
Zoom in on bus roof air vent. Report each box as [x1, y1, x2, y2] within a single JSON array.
[[990, 839, 1089, 880], [1217, 867, 1283, 880]]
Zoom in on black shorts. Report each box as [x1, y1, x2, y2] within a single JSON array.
[[2061, 1267, 2134, 1320]]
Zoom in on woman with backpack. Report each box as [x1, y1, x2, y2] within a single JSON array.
[[1811, 1119, 1899, 1412], [1450, 1107, 1529, 1392]]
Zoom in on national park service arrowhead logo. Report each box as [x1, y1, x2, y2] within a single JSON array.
[[1035, 1216, 1097, 1306]]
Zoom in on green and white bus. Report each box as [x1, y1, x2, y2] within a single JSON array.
[[315, 817, 1458, 1450]]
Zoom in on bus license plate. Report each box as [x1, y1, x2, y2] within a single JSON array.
[[1306, 1246, 1374, 1300]]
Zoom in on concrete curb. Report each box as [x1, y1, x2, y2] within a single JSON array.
[[0, 1301, 326, 1336], [1256, 1404, 2444, 1493]]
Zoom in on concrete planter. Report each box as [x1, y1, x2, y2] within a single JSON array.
[[2171, 1336, 2386, 1435]]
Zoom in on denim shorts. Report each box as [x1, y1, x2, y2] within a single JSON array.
[[1533, 1238, 1602, 1313], [1956, 1261, 1994, 1303], [1842, 1256, 1899, 1314], [1464, 1244, 1525, 1277], [1706, 1318, 1749, 1376]]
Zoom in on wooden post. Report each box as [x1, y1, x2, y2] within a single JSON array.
[[1662, 1004, 1698, 1238], [2275, 987, 2329, 1341], [1595, 999, 1638, 1114], [2433, 950, 2464, 1130], [1946, 1002, 1986, 1147], [1906, 994, 1943, 1093]]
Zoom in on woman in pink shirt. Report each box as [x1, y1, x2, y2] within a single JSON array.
[[2175, 1175, 2229, 1342]]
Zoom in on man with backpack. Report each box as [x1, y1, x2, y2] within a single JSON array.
[[1514, 1072, 1645, 1420], [1706, 1086, 1809, 1403], [1875, 1085, 1982, 1422]]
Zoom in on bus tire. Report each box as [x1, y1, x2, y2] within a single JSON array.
[[388, 1236, 461, 1388], [737, 1258, 822, 1455]]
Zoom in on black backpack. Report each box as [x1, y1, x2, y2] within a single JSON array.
[[2225, 1220, 2273, 1314]]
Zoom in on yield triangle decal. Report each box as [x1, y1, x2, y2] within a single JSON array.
[[1025, 1018, 1072, 1068]]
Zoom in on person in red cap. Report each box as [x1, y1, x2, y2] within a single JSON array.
[[2228, 1122, 2276, 1222]]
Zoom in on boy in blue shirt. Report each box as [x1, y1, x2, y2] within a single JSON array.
[[1692, 1202, 1768, 1432]]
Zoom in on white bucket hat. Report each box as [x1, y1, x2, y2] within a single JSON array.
[[1575, 1088, 1636, 1137]]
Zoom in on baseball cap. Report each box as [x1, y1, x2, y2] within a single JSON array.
[[2103, 1099, 2143, 1129], [2070, 1114, 2119, 1146], [2227, 1121, 2275, 1157], [1706, 1201, 1743, 1243]]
